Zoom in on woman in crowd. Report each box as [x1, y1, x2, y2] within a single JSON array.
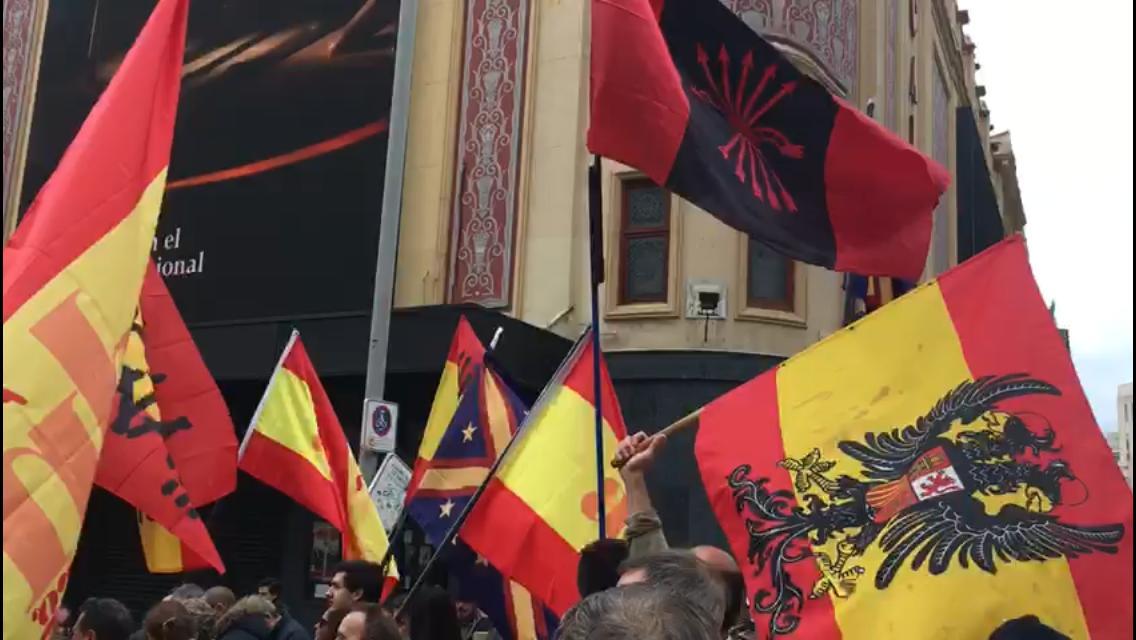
[[213, 595, 279, 640], [142, 600, 198, 640]]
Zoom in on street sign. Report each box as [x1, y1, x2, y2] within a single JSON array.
[[362, 399, 398, 453], [368, 453, 411, 532]]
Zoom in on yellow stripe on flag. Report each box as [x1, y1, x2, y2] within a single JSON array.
[[776, 283, 1089, 639], [418, 362, 462, 463], [138, 514, 184, 573], [254, 369, 334, 481], [509, 580, 537, 640], [496, 386, 626, 550]]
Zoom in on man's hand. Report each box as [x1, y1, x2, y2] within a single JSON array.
[[615, 432, 666, 475]]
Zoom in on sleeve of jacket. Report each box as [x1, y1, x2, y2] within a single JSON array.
[[624, 510, 669, 558]]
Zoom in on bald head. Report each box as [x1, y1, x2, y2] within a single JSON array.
[[692, 546, 738, 573], [204, 586, 236, 615]]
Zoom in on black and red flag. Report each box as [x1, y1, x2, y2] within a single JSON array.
[[588, 0, 949, 280]]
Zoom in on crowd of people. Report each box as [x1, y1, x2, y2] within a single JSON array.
[[55, 433, 1072, 640]]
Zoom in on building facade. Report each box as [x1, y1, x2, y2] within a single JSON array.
[[1118, 383, 1133, 486], [3, 0, 1027, 623]]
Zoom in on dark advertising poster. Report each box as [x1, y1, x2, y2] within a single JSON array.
[[21, 0, 401, 325]]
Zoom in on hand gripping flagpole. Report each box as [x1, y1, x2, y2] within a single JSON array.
[[587, 155, 607, 540], [394, 332, 592, 618]]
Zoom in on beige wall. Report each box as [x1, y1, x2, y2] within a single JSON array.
[[395, 0, 997, 358]]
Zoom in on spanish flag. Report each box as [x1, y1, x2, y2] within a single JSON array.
[[238, 331, 397, 586], [460, 332, 629, 616], [694, 236, 1132, 639], [98, 263, 237, 574], [2, 1, 187, 636]]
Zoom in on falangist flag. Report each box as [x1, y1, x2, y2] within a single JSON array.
[[2, 0, 187, 635], [692, 236, 1132, 639], [588, 0, 949, 280]]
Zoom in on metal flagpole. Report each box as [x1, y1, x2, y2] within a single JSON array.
[[360, 0, 420, 482], [587, 155, 607, 540]]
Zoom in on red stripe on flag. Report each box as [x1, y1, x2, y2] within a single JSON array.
[[939, 237, 1134, 639], [587, 0, 690, 184], [825, 100, 947, 281], [460, 479, 582, 616], [3, 0, 187, 320], [240, 432, 344, 528], [696, 371, 840, 640]]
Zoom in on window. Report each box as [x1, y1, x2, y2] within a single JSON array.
[[618, 180, 671, 304], [745, 239, 794, 311]]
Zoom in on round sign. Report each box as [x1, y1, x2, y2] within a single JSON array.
[[372, 404, 392, 437]]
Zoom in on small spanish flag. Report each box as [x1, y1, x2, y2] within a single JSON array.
[[460, 332, 629, 616], [2, 0, 187, 636], [238, 331, 397, 588], [694, 236, 1132, 639]]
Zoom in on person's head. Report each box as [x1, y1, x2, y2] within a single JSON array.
[[316, 607, 350, 640], [142, 600, 197, 640], [328, 561, 384, 611], [165, 584, 204, 601], [202, 586, 235, 616], [988, 616, 1071, 640], [617, 549, 726, 631], [453, 599, 478, 626], [72, 598, 134, 640], [337, 603, 402, 640], [577, 538, 630, 597], [169, 598, 216, 640], [557, 583, 717, 640], [407, 585, 462, 640], [215, 595, 279, 638], [692, 545, 746, 635], [256, 578, 283, 605]]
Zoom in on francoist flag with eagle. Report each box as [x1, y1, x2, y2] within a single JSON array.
[[692, 236, 1132, 640]]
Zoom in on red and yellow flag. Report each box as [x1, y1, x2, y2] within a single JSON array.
[[238, 331, 397, 585], [460, 332, 629, 616], [2, 1, 187, 636], [99, 263, 237, 574], [695, 236, 1133, 640]]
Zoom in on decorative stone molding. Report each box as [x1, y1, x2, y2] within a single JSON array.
[[721, 0, 859, 95], [3, 0, 45, 234], [446, 0, 530, 308]]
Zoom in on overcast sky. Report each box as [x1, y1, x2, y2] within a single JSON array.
[[957, 1, 1133, 433]]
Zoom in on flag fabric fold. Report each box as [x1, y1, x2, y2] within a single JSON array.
[[588, 0, 949, 280], [238, 331, 397, 586], [405, 317, 558, 639], [460, 332, 630, 616], [694, 236, 1133, 639], [2, 0, 188, 635], [96, 263, 237, 574]]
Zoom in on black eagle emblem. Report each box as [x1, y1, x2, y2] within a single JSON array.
[[728, 374, 1126, 638]]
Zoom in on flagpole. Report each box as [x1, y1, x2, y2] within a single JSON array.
[[377, 324, 507, 593], [394, 332, 592, 617], [587, 155, 607, 540]]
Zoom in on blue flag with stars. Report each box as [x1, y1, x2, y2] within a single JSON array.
[[405, 360, 557, 639]]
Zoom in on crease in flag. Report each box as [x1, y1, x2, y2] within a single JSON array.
[[694, 236, 1133, 640]]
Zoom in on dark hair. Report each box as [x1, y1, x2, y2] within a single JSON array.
[[557, 583, 717, 640], [316, 607, 350, 640], [577, 538, 630, 597], [334, 560, 385, 602], [167, 583, 205, 600], [407, 585, 462, 640], [618, 550, 726, 630], [257, 577, 283, 598], [350, 603, 403, 640], [76, 597, 134, 640], [989, 616, 1071, 640], [143, 600, 198, 640]]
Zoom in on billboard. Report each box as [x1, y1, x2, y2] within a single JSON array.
[[20, 0, 402, 325]]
